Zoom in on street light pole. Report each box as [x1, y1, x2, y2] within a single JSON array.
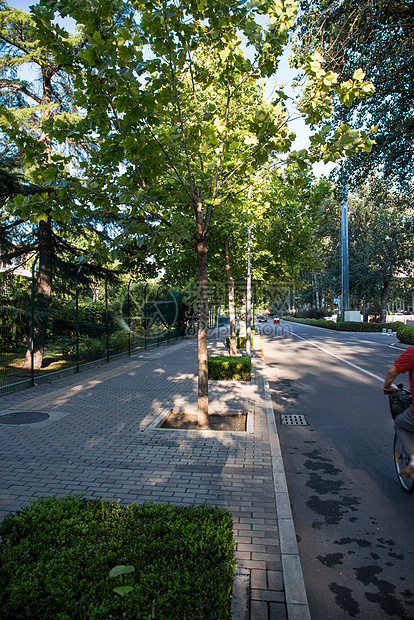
[[341, 184, 349, 322]]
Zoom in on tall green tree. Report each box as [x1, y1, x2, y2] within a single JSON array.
[[27, 0, 374, 421], [0, 3, 83, 367], [346, 179, 414, 321]]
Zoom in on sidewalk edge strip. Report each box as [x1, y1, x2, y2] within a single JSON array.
[[258, 356, 311, 620]]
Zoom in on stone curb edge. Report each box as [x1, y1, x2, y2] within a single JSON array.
[[255, 352, 311, 620]]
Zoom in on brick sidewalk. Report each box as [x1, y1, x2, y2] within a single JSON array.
[[0, 332, 309, 620]]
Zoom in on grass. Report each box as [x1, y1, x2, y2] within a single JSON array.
[[0, 496, 236, 620], [0, 325, 178, 387]]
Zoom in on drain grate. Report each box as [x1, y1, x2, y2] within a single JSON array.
[[0, 411, 49, 425], [280, 414, 308, 426]]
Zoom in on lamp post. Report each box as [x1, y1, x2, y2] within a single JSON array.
[[341, 183, 349, 322]]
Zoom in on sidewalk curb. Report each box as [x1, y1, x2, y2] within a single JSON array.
[[256, 354, 311, 620]]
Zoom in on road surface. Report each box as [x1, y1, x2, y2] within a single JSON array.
[[259, 320, 414, 620]]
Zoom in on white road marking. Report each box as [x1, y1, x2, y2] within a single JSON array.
[[292, 332, 385, 383]]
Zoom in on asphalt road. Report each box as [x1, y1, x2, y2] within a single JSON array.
[[259, 320, 414, 620]]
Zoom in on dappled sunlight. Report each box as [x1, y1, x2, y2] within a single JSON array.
[[83, 422, 126, 450], [168, 374, 197, 381]]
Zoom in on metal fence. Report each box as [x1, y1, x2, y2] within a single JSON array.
[[0, 258, 204, 394]]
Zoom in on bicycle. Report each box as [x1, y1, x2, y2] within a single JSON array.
[[388, 384, 414, 493]]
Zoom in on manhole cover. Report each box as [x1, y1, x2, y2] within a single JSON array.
[[0, 411, 50, 425], [281, 414, 308, 426]]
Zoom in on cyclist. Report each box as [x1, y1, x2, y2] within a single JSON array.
[[383, 346, 414, 477]]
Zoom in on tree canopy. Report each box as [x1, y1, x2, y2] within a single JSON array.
[[295, 0, 414, 191]]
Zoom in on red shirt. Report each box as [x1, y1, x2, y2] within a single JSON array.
[[394, 346, 414, 412]]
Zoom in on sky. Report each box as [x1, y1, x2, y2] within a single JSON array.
[[7, 0, 334, 178]]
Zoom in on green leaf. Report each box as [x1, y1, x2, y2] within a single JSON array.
[[113, 586, 134, 597], [13, 194, 25, 208], [109, 565, 135, 578], [353, 68, 366, 81]]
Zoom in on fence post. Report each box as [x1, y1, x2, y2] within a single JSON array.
[[30, 254, 39, 387], [127, 279, 131, 356], [75, 257, 87, 373], [105, 277, 109, 362], [157, 286, 160, 347], [75, 266, 80, 372], [144, 282, 148, 350]]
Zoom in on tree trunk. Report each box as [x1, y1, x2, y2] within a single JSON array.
[[380, 281, 390, 324], [23, 66, 56, 370], [363, 297, 369, 323], [224, 236, 237, 356], [239, 293, 246, 336], [23, 218, 53, 369], [196, 230, 209, 427]]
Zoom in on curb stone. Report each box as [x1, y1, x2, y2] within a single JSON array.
[[256, 353, 311, 620]]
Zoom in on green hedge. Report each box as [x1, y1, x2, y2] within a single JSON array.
[[0, 496, 235, 620], [397, 324, 414, 344], [225, 335, 254, 349], [282, 317, 405, 333], [208, 355, 252, 380]]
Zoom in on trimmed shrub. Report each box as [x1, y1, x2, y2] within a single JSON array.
[[225, 335, 254, 349], [301, 308, 328, 320], [208, 355, 252, 380], [397, 324, 414, 345], [282, 317, 403, 333], [0, 496, 235, 620]]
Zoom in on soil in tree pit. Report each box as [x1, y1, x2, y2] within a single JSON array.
[[161, 411, 247, 431]]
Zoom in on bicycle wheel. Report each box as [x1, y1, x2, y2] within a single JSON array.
[[393, 433, 414, 493]]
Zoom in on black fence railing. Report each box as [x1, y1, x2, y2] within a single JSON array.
[[0, 258, 203, 394]]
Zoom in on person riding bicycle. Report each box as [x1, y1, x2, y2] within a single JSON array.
[[383, 346, 414, 477]]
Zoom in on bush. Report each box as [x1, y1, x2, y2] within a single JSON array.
[[78, 336, 105, 360], [301, 308, 328, 320], [109, 330, 131, 353], [397, 324, 414, 344], [225, 335, 254, 349], [208, 355, 252, 380], [0, 496, 235, 620], [282, 317, 403, 333]]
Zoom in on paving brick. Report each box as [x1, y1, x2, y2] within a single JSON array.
[[251, 569, 267, 589], [268, 571, 284, 591], [250, 600, 269, 620], [252, 552, 281, 562], [269, 602, 288, 620], [251, 589, 285, 603]]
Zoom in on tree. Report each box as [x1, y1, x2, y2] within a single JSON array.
[[0, 3, 83, 367], [27, 0, 375, 422], [346, 179, 414, 321], [295, 0, 414, 192], [296, 177, 414, 320]]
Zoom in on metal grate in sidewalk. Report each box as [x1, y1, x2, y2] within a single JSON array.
[[280, 414, 308, 426]]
